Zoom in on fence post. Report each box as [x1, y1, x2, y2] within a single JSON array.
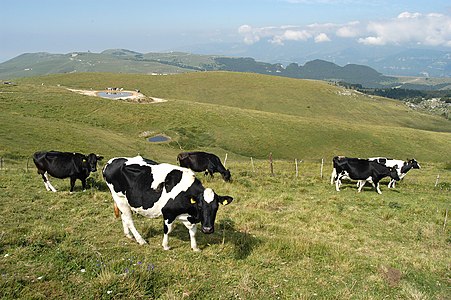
[[295, 159, 299, 177], [320, 158, 324, 179], [269, 152, 274, 176], [251, 157, 255, 172], [27, 157, 30, 172], [223, 153, 228, 168], [435, 174, 440, 187]]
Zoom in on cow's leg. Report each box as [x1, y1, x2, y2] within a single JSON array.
[[162, 219, 174, 250], [43, 172, 57, 192], [388, 179, 395, 188], [119, 209, 147, 245], [335, 175, 342, 191], [179, 218, 200, 251], [69, 177, 76, 193], [111, 194, 146, 244], [330, 168, 336, 185], [81, 178, 87, 192], [375, 182, 382, 194]]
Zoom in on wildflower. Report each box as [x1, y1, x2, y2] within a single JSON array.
[[81, 269, 86, 273]]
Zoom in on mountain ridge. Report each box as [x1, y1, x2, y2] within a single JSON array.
[[1, 49, 450, 90]]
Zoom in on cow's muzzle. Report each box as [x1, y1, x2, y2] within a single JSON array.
[[201, 226, 214, 234]]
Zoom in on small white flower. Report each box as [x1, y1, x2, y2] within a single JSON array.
[[80, 269, 86, 273], [4, 254, 9, 258], [37, 276, 43, 280], [107, 291, 112, 294]]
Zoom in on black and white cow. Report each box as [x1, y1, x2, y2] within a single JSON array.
[[332, 156, 400, 194], [102, 156, 234, 251], [33, 151, 103, 192], [177, 151, 231, 182], [367, 157, 421, 188]]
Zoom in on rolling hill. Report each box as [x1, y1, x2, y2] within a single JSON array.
[[1, 72, 450, 163], [1, 71, 450, 299]]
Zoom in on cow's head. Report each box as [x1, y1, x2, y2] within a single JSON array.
[[196, 188, 233, 234], [223, 169, 232, 182], [85, 153, 104, 172], [408, 158, 421, 169], [389, 166, 401, 181]]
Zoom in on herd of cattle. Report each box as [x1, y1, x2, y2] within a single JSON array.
[[32, 150, 420, 250]]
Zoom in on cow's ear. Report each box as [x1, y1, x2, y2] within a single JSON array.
[[97, 155, 104, 161], [219, 195, 233, 206]]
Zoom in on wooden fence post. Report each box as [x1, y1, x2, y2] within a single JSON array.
[[435, 174, 440, 187], [320, 158, 324, 179], [444, 208, 448, 232], [223, 153, 228, 168], [295, 159, 299, 177], [251, 157, 255, 172], [269, 152, 274, 176]]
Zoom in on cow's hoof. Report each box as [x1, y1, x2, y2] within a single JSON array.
[[163, 246, 171, 251], [192, 247, 201, 252], [137, 238, 147, 245]]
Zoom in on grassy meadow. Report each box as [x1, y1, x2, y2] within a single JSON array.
[[0, 72, 450, 299]]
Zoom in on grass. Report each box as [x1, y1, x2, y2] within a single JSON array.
[[0, 159, 449, 299], [0, 72, 450, 299]]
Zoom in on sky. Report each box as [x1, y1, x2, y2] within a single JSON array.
[[1, 0, 451, 63]]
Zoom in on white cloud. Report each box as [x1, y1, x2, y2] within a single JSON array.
[[315, 33, 331, 43], [238, 12, 451, 48], [359, 12, 451, 46]]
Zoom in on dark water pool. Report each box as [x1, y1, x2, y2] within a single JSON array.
[[97, 92, 133, 99], [148, 135, 170, 142]]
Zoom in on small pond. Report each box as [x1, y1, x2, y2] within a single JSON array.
[[97, 92, 133, 99], [148, 135, 170, 142]]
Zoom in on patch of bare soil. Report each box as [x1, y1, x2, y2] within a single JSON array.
[[67, 88, 167, 104]]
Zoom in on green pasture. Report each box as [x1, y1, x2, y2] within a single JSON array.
[[0, 159, 449, 299], [0, 72, 450, 299]]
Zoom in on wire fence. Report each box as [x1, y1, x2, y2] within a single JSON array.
[[1, 155, 449, 188]]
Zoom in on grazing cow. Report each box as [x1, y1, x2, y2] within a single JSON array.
[[33, 151, 103, 192], [367, 157, 421, 188], [177, 151, 231, 182], [332, 156, 400, 194], [103, 156, 234, 251]]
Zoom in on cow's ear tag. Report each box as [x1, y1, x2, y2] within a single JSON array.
[[83, 159, 87, 163], [190, 198, 196, 204], [222, 200, 229, 205]]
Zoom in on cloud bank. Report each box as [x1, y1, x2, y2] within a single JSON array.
[[238, 12, 451, 47]]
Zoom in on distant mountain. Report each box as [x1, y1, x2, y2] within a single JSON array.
[[1, 49, 450, 89]]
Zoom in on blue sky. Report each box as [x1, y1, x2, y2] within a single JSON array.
[[1, 0, 450, 62]]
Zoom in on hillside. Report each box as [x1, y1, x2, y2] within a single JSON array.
[[1, 72, 450, 163], [4, 49, 451, 89]]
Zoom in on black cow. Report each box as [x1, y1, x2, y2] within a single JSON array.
[[177, 151, 231, 182], [103, 156, 234, 251], [332, 156, 400, 194], [33, 151, 103, 192]]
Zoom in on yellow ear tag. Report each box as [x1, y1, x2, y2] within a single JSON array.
[[222, 200, 228, 205], [83, 159, 87, 163], [190, 198, 196, 204]]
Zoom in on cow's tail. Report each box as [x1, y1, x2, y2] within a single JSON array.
[[113, 202, 120, 218]]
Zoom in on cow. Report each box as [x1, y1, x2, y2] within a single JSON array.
[[102, 156, 234, 251], [177, 151, 231, 182], [33, 151, 103, 192], [332, 156, 400, 194], [367, 157, 421, 188]]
